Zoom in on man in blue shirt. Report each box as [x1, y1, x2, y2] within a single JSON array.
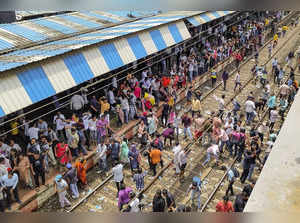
[[1, 168, 21, 210]]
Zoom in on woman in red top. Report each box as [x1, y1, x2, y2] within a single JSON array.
[[55, 140, 72, 166], [216, 196, 234, 212], [162, 76, 171, 88], [134, 82, 141, 99]]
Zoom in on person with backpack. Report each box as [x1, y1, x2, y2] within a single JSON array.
[[186, 177, 202, 210], [64, 163, 79, 199], [226, 165, 239, 196]]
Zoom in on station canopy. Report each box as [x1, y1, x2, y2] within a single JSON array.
[[0, 11, 234, 117]]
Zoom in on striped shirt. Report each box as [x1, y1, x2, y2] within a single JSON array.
[[133, 171, 147, 191]]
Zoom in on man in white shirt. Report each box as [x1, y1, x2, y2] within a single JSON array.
[[0, 157, 8, 177], [213, 94, 225, 119], [37, 119, 48, 136], [269, 107, 279, 131], [1, 168, 21, 209], [112, 162, 124, 197], [96, 142, 107, 175], [27, 124, 40, 141], [234, 71, 242, 92], [271, 58, 278, 74], [202, 144, 219, 167], [0, 141, 10, 158], [53, 112, 66, 140], [178, 149, 188, 182], [88, 116, 97, 146], [172, 143, 182, 175], [70, 94, 85, 115], [245, 99, 256, 124], [9, 140, 22, 153]]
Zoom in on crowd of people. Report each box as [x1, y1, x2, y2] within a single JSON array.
[[0, 11, 297, 212]]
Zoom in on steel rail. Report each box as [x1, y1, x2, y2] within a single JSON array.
[[200, 17, 299, 212], [67, 12, 296, 212]]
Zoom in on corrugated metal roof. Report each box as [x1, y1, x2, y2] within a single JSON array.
[[186, 11, 235, 26], [0, 19, 191, 117], [0, 11, 234, 74], [0, 11, 159, 53], [0, 11, 201, 71]]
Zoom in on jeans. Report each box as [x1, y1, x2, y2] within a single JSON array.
[[161, 113, 168, 127], [115, 180, 124, 197], [234, 82, 242, 91], [0, 199, 4, 212], [226, 180, 235, 196], [223, 80, 227, 90], [247, 163, 256, 180], [220, 140, 230, 153], [70, 183, 79, 198], [246, 112, 254, 123], [4, 186, 20, 208], [70, 147, 79, 157], [89, 130, 97, 143], [151, 163, 158, 176], [188, 71, 194, 82], [34, 169, 45, 187], [123, 109, 129, 124], [97, 132, 106, 144], [240, 168, 250, 183], [58, 191, 70, 208], [184, 127, 192, 139], [191, 190, 201, 209], [202, 152, 212, 166]]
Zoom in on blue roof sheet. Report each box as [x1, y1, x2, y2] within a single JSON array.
[[0, 24, 47, 42], [33, 19, 77, 34], [0, 11, 235, 73]]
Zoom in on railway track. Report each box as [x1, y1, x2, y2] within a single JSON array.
[[136, 13, 300, 212], [37, 12, 298, 212], [200, 25, 300, 212]]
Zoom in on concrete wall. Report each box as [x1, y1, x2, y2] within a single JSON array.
[[245, 90, 300, 212]]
